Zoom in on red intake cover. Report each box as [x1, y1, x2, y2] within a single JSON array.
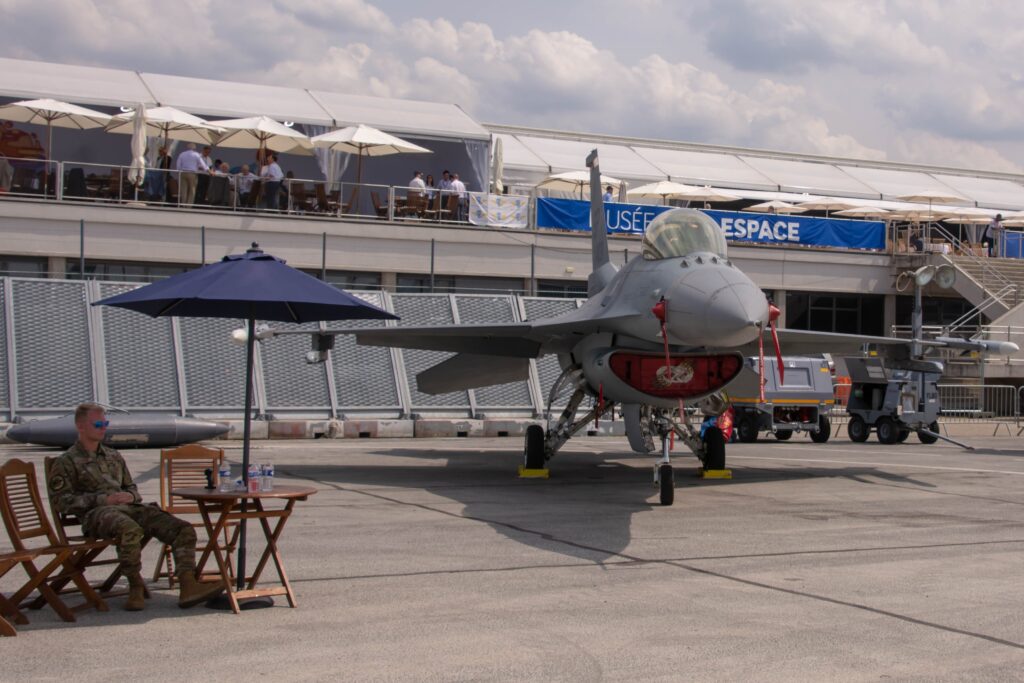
[[608, 353, 742, 399]]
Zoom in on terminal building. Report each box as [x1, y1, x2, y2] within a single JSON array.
[[1, 57, 1022, 423]]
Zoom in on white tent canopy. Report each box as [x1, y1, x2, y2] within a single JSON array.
[[0, 57, 489, 142]]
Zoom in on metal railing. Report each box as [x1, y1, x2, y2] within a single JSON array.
[[1, 156, 506, 226], [825, 380, 1019, 428]]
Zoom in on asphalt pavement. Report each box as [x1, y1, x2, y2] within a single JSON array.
[[2, 433, 1023, 681]]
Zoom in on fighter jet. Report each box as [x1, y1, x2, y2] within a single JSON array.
[[259, 150, 1018, 505]]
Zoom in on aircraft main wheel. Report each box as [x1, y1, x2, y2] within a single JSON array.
[[737, 416, 759, 443], [876, 417, 898, 445], [658, 464, 674, 506], [810, 415, 831, 443], [918, 422, 939, 444], [897, 429, 910, 443], [524, 424, 546, 469], [848, 415, 869, 442], [703, 427, 726, 470], [774, 429, 793, 441]]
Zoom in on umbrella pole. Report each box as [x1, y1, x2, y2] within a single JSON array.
[[353, 150, 363, 214], [45, 120, 53, 197], [237, 315, 255, 592]]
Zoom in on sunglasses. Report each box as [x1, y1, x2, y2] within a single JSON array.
[[92, 420, 110, 428]]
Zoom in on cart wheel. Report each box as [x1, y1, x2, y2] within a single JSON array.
[[774, 429, 793, 441], [810, 415, 831, 443], [897, 429, 910, 443], [737, 416, 759, 443], [918, 422, 939, 444], [847, 415, 869, 443], [876, 417, 898, 445]]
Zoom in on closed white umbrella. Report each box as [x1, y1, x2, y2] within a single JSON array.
[[310, 124, 432, 212], [747, 199, 806, 214], [127, 103, 147, 200], [491, 136, 504, 195], [627, 180, 697, 205], [106, 106, 224, 146]]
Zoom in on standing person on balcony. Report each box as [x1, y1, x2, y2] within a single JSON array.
[[47, 403, 225, 611], [985, 214, 1004, 258], [235, 163, 256, 207], [260, 153, 284, 210], [146, 146, 172, 203], [175, 143, 209, 206], [451, 172, 467, 221]]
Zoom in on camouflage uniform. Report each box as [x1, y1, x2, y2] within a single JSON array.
[[47, 441, 197, 578]]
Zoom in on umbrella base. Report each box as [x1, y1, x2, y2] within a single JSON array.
[[206, 594, 274, 611]]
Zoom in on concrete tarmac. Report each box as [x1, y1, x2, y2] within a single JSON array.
[[2, 434, 1024, 681]]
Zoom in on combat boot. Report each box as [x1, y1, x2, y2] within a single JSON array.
[[177, 572, 224, 608], [124, 573, 146, 611]]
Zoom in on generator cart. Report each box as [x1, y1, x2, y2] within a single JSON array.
[[843, 356, 946, 445], [730, 356, 835, 443]]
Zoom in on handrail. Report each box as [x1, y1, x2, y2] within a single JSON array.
[[944, 283, 1017, 335]]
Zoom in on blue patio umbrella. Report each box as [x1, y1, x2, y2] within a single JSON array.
[[95, 243, 397, 601]]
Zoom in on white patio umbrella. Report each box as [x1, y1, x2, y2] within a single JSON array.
[[0, 98, 112, 195], [678, 185, 741, 208], [0, 98, 112, 160], [310, 124, 432, 212], [746, 199, 806, 214], [627, 180, 697, 205], [127, 103, 147, 199], [896, 189, 967, 241], [795, 196, 860, 216], [537, 170, 621, 199], [207, 115, 313, 157], [105, 106, 224, 146], [832, 206, 892, 219]]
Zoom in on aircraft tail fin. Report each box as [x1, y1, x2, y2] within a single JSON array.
[[586, 149, 617, 296]]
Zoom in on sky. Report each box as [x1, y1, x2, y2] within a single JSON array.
[[2, 0, 1023, 173]]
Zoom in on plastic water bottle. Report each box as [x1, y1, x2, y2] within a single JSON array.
[[260, 461, 274, 492], [218, 462, 233, 492], [247, 463, 261, 494]]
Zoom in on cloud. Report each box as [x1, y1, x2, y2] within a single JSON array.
[[0, 0, 1021, 172], [692, 0, 949, 74]]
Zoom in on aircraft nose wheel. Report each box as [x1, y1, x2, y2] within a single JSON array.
[[656, 464, 674, 505]]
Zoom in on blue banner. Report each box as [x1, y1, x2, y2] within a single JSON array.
[[535, 198, 885, 250]]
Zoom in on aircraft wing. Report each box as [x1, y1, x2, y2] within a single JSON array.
[[266, 312, 644, 358]]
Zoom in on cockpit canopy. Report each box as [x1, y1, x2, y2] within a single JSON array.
[[641, 209, 727, 260]]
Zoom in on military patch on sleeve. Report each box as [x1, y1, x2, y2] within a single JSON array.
[[48, 474, 67, 492]]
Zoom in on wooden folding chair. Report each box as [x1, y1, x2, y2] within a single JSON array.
[[0, 459, 108, 621], [0, 549, 41, 636], [152, 444, 237, 588], [371, 190, 389, 218], [42, 456, 149, 601]]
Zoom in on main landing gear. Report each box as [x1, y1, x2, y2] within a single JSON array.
[[522, 366, 729, 507]]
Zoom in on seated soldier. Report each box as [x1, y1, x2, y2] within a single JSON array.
[[47, 403, 225, 611]]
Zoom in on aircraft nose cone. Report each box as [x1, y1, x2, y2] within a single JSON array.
[[665, 263, 767, 348]]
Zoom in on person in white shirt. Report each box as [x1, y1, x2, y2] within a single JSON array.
[[174, 143, 209, 205], [409, 170, 426, 194], [235, 164, 256, 206], [603, 185, 614, 203], [260, 153, 284, 210], [450, 172, 468, 221]]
